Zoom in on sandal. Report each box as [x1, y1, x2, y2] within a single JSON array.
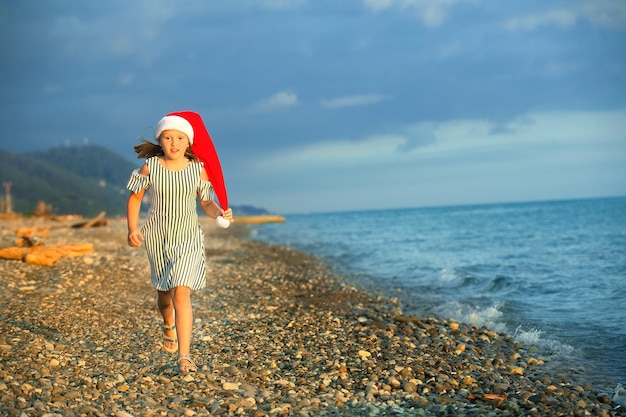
[[162, 323, 178, 353], [178, 354, 197, 373]]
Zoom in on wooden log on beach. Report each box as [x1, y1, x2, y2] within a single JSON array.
[[15, 227, 50, 238], [0, 213, 20, 220], [22, 252, 62, 266], [71, 211, 108, 228], [15, 227, 50, 247], [16, 235, 45, 247], [233, 215, 286, 224], [0, 243, 94, 265]]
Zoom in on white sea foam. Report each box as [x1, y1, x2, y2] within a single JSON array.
[[433, 301, 507, 333], [438, 268, 460, 282], [436, 304, 577, 357], [513, 327, 543, 345], [613, 383, 626, 406], [512, 326, 574, 356], [432, 268, 467, 289]]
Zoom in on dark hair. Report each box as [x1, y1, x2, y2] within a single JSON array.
[[133, 136, 199, 162]]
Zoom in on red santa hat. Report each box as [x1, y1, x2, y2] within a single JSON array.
[[160, 111, 229, 212]]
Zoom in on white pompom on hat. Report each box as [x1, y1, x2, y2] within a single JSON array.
[[155, 115, 195, 144]]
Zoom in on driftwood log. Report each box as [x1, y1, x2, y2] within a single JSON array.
[[0, 243, 94, 266], [233, 215, 286, 224], [14, 227, 50, 247], [71, 211, 108, 228]]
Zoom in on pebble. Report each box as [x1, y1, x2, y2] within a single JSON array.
[[0, 218, 623, 417], [358, 350, 372, 359]]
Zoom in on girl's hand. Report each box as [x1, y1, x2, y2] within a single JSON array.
[[128, 229, 144, 247], [222, 208, 233, 222]]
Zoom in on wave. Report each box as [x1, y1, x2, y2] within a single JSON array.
[[431, 268, 520, 297], [431, 301, 578, 356], [432, 301, 508, 334]]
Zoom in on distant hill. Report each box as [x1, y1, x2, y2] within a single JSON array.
[[27, 145, 140, 189], [0, 145, 272, 218], [231, 205, 270, 216], [0, 146, 136, 217]]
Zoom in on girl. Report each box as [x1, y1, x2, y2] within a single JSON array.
[[126, 112, 232, 373]]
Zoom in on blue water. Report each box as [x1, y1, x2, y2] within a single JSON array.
[[251, 197, 626, 389]]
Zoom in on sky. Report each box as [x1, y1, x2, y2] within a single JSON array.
[[1, 0, 625, 214]]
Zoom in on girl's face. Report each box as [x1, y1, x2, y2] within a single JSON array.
[[159, 129, 190, 159]]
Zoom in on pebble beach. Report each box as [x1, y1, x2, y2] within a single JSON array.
[[0, 217, 624, 417]]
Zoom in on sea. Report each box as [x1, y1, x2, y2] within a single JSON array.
[[250, 196, 626, 392]]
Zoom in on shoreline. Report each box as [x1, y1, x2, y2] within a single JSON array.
[[0, 217, 623, 416]]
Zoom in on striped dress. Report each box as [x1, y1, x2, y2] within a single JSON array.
[[126, 156, 212, 291]]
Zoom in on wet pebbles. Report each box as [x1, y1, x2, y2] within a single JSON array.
[[0, 218, 623, 416]]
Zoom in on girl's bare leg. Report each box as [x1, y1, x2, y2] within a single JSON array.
[[157, 290, 176, 351], [171, 286, 193, 355]]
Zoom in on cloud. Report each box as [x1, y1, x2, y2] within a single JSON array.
[[503, 9, 577, 32], [438, 41, 461, 59], [320, 94, 390, 109], [252, 90, 299, 112], [417, 109, 626, 159], [504, 2, 626, 33], [363, 0, 468, 27], [581, 0, 626, 30], [363, 0, 394, 12], [252, 134, 407, 171], [41, 3, 170, 69], [118, 73, 136, 87], [249, 108, 626, 173], [259, 0, 308, 11], [43, 84, 62, 95], [541, 60, 583, 77], [365, 0, 625, 32]]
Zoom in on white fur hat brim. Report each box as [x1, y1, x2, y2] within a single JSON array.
[[155, 115, 195, 144]]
